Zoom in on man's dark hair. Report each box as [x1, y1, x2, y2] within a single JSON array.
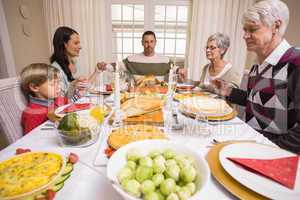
[[142, 31, 156, 41]]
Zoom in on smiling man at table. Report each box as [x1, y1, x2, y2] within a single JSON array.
[[99, 31, 186, 82], [212, 0, 300, 153]]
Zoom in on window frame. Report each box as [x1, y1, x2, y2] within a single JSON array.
[[108, 0, 191, 63]]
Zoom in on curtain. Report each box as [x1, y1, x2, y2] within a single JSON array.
[[43, 0, 112, 76], [187, 0, 254, 84]]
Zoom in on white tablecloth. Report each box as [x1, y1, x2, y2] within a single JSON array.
[[0, 97, 275, 200]]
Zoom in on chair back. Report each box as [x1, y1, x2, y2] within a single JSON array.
[[0, 77, 27, 145]]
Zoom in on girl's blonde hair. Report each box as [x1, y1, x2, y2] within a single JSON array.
[[20, 63, 59, 96]]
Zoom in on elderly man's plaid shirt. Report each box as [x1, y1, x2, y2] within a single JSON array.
[[229, 47, 300, 153]]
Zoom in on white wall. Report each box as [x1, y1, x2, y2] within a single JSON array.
[[284, 0, 300, 45], [2, 0, 50, 75]]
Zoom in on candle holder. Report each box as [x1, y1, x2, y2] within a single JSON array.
[[112, 68, 125, 128], [112, 107, 125, 128]]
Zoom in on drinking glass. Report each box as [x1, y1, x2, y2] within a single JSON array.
[[195, 111, 211, 137], [163, 105, 173, 134]]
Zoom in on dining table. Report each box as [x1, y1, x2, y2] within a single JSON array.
[[0, 95, 276, 200]]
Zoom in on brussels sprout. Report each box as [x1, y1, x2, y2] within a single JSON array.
[[166, 193, 180, 200], [123, 179, 141, 198], [184, 155, 195, 165], [177, 187, 191, 200], [135, 166, 153, 183], [156, 189, 166, 200], [154, 155, 166, 165], [144, 191, 161, 200], [180, 166, 197, 183], [160, 178, 176, 196], [152, 173, 165, 187], [117, 167, 133, 183], [141, 180, 155, 194], [165, 164, 180, 181], [176, 157, 191, 169], [175, 185, 181, 192], [139, 156, 153, 167], [126, 160, 137, 170], [127, 148, 143, 162], [153, 156, 166, 174], [177, 180, 185, 187], [149, 149, 163, 158], [163, 149, 176, 159], [165, 159, 177, 167], [186, 182, 196, 195]]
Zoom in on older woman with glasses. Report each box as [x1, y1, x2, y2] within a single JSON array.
[[199, 33, 239, 90], [213, 0, 300, 153]]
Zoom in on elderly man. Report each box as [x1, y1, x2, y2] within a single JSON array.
[[99, 31, 186, 82], [213, 0, 300, 153]]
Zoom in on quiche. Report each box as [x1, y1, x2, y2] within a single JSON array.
[[179, 96, 233, 117], [108, 125, 166, 149], [0, 152, 64, 199]]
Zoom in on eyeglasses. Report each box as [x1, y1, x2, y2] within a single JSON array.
[[205, 46, 218, 51]]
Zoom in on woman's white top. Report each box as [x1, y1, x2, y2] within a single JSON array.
[[51, 61, 79, 94], [203, 63, 232, 85]]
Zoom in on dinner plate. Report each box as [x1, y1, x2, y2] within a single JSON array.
[[179, 96, 233, 117], [54, 103, 110, 118], [176, 83, 195, 89], [219, 143, 300, 200], [206, 141, 268, 200], [89, 86, 113, 95]]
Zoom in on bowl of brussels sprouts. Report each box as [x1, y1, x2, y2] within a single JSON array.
[[107, 139, 210, 200]]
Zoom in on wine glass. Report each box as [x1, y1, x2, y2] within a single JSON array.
[[195, 111, 211, 137]]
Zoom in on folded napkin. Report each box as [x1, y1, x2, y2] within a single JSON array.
[[227, 156, 299, 189], [59, 103, 91, 114]]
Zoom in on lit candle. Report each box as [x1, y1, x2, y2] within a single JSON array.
[[167, 65, 174, 95], [114, 62, 120, 110]]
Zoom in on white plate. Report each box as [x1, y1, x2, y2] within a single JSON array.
[[93, 126, 111, 166], [176, 83, 195, 88], [89, 85, 113, 95], [54, 103, 110, 118], [219, 142, 300, 200], [179, 96, 233, 117], [54, 103, 91, 118]]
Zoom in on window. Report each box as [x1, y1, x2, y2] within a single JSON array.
[[110, 0, 191, 62]]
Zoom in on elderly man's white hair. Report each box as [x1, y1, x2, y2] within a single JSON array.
[[242, 0, 289, 36]]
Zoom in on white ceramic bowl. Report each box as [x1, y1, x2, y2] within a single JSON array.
[[107, 139, 210, 200]]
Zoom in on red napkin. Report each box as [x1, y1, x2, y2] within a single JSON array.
[[227, 156, 299, 189], [59, 103, 91, 114]]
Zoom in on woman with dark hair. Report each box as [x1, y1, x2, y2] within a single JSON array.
[[50, 26, 104, 99]]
